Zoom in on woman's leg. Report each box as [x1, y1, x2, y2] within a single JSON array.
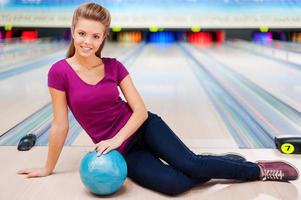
[[140, 112, 260, 181], [125, 144, 210, 196]]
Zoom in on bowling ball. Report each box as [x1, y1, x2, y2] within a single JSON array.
[[79, 150, 127, 195]]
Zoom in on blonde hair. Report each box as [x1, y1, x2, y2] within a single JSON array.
[[66, 3, 111, 58]]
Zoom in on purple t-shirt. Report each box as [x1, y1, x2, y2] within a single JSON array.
[[47, 57, 133, 153]]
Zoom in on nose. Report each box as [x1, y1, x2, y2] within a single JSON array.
[[83, 36, 92, 44]]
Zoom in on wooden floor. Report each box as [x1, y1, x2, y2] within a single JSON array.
[[1, 41, 301, 200], [2, 147, 300, 200]]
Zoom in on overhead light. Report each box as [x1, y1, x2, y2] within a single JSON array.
[[4, 25, 12, 31], [191, 27, 201, 32], [149, 27, 159, 32], [112, 27, 122, 32], [259, 27, 269, 32]]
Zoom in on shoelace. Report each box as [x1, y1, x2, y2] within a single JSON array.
[[262, 169, 284, 181]]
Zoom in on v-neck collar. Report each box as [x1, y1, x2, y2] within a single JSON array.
[[64, 58, 106, 87]]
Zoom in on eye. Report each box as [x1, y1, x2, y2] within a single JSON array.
[[94, 35, 100, 39], [78, 32, 85, 36]]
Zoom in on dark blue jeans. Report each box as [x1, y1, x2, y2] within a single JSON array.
[[124, 112, 260, 196]]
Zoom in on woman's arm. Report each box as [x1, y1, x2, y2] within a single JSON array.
[[114, 75, 148, 141], [95, 75, 148, 154], [45, 87, 69, 173], [18, 87, 69, 178]]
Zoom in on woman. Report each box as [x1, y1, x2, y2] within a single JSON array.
[[18, 3, 299, 196]]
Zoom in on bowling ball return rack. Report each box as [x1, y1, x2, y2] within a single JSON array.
[[275, 135, 301, 154]]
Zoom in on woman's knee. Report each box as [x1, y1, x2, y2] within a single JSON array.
[[146, 112, 162, 125], [178, 157, 200, 178], [126, 157, 192, 196]]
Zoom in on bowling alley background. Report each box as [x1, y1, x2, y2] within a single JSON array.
[[1, 1, 301, 199], [1, 0, 301, 150], [1, 0, 301, 44]]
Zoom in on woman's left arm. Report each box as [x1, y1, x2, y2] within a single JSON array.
[[95, 75, 148, 155]]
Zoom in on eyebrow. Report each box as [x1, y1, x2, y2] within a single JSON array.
[[77, 29, 102, 35]]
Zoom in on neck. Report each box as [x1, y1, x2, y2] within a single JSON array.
[[73, 53, 102, 69]]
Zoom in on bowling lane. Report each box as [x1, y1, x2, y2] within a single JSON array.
[[0, 42, 140, 135], [113, 43, 237, 149], [183, 42, 301, 146], [227, 40, 301, 66], [0, 40, 67, 70], [200, 42, 301, 113]]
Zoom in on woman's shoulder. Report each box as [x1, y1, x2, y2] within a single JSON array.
[[49, 59, 68, 71], [48, 58, 68, 76], [102, 57, 119, 64], [48, 59, 68, 90], [52, 58, 67, 68], [102, 57, 125, 70]]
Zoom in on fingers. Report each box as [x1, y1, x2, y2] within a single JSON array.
[[102, 147, 112, 155], [17, 168, 34, 175], [96, 145, 109, 156], [92, 139, 117, 156], [93, 141, 109, 156], [17, 169, 26, 174], [91, 145, 98, 152], [18, 168, 49, 179], [92, 141, 102, 152], [26, 171, 40, 178]]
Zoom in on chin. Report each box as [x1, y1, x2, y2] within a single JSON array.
[[78, 51, 95, 58]]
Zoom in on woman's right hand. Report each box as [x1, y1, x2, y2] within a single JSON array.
[[17, 167, 52, 178]]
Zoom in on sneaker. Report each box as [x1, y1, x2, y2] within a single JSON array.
[[200, 152, 246, 162], [256, 160, 299, 181]]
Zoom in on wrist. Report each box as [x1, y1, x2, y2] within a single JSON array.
[[113, 134, 125, 144], [44, 166, 53, 174]]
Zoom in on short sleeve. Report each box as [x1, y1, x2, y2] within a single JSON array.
[[48, 63, 66, 91], [115, 59, 129, 84]]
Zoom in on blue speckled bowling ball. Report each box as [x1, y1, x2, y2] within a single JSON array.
[[79, 150, 127, 195]]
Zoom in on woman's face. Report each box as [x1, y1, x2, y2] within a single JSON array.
[[72, 17, 106, 58]]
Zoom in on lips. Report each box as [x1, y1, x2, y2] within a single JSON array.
[[80, 46, 92, 53]]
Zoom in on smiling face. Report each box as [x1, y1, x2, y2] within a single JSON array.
[[72, 17, 106, 58]]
